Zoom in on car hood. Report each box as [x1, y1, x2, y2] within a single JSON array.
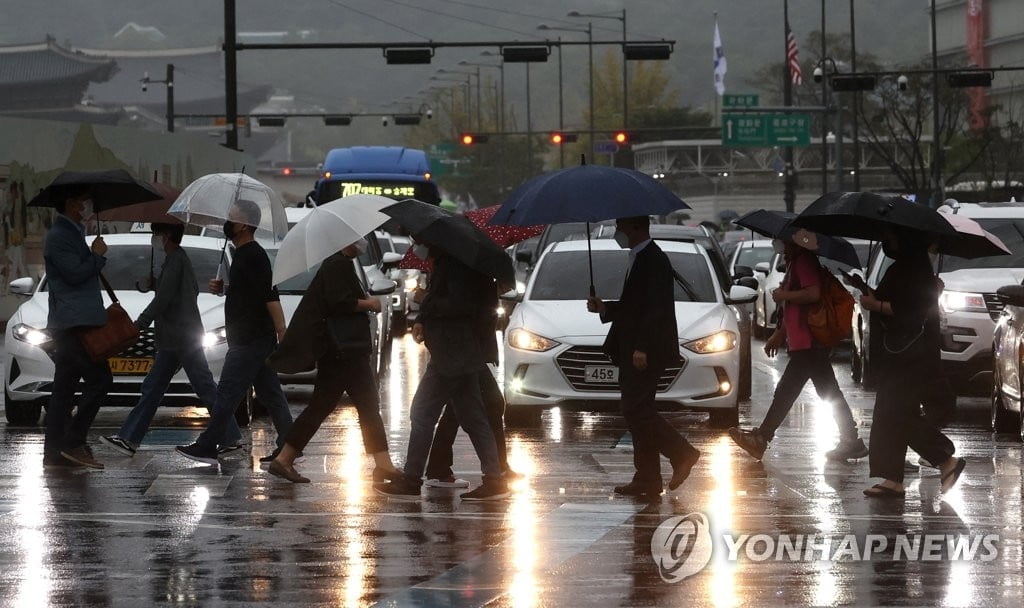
[[512, 300, 729, 342], [15, 290, 226, 329], [940, 268, 1024, 294]]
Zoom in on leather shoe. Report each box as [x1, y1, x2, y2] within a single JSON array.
[[613, 481, 662, 497], [668, 450, 700, 491], [268, 460, 310, 483]]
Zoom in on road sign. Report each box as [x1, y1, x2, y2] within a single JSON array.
[[428, 142, 457, 177], [594, 140, 619, 154], [722, 113, 811, 147], [722, 94, 759, 108]]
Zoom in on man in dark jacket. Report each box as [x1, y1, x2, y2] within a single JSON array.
[[375, 246, 509, 501], [587, 216, 700, 496], [43, 184, 112, 469]]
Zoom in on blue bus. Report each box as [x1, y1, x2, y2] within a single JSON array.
[[315, 146, 441, 205]]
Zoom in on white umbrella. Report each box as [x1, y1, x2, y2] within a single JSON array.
[[168, 173, 288, 242], [271, 194, 395, 285]]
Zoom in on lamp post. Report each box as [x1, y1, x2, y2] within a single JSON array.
[[569, 9, 627, 128], [539, 22, 593, 160], [479, 51, 508, 194], [430, 76, 471, 131], [140, 63, 175, 132], [437, 68, 479, 129], [813, 56, 840, 194], [459, 60, 503, 131], [849, 0, 861, 191]]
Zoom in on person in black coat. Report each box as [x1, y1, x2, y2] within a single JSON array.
[[587, 216, 700, 497]]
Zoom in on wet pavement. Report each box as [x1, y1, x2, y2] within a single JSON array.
[[1, 334, 1022, 607]]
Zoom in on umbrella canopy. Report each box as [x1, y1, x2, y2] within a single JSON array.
[[168, 173, 288, 242], [490, 164, 690, 226], [792, 191, 958, 242], [271, 195, 393, 285], [735, 208, 861, 269], [734, 209, 798, 240], [936, 212, 1012, 259], [465, 205, 545, 248], [29, 169, 161, 212], [382, 199, 514, 286], [98, 182, 183, 224]]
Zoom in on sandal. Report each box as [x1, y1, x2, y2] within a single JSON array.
[[863, 484, 905, 498], [940, 458, 966, 494]]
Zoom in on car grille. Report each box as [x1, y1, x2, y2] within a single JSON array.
[[555, 346, 683, 393], [983, 293, 1005, 322], [116, 328, 157, 358]]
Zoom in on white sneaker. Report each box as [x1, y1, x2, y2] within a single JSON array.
[[424, 476, 470, 489]]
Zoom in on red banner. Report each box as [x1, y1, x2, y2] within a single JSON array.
[[966, 0, 988, 128]]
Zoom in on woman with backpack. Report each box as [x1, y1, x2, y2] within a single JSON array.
[[729, 234, 867, 462]]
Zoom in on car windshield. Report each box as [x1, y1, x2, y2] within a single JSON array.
[[529, 250, 717, 302], [376, 236, 394, 253], [542, 223, 590, 246], [941, 219, 1024, 272], [265, 249, 320, 294], [735, 245, 774, 269], [42, 245, 223, 291]]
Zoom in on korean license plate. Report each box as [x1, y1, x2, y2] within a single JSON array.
[[108, 358, 154, 375], [583, 365, 619, 383]]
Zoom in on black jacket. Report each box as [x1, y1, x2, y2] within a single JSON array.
[[420, 254, 495, 375], [600, 241, 680, 369]]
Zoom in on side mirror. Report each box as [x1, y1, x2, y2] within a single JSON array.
[[736, 276, 759, 290], [732, 265, 754, 279], [500, 289, 523, 303], [381, 251, 403, 269], [996, 285, 1024, 307], [369, 279, 397, 296], [515, 249, 534, 264], [726, 285, 758, 305], [754, 262, 770, 275], [9, 277, 35, 295]]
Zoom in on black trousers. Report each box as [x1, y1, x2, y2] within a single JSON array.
[[869, 366, 955, 483], [758, 348, 859, 442], [46, 330, 113, 458], [284, 352, 387, 454], [425, 367, 508, 479], [619, 362, 695, 485]]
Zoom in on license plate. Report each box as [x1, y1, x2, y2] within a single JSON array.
[[108, 358, 154, 375], [583, 365, 619, 383]]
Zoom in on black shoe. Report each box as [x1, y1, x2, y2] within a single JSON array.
[[60, 445, 104, 469], [100, 435, 137, 457], [504, 468, 525, 481], [613, 481, 663, 497], [372, 467, 405, 483], [259, 448, 303, 464], [461, 479, 511, 501], [43, 454, 83, 468], [826, 438, 869, 461], [729, 427, 767, 461], [668, 450, 700, 491], [374, 478, 422, 499], [268, 460, 311, 483], [217, 443, 246, 457], [175, 442, 219, 466]]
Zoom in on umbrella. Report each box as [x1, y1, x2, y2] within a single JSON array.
[[271, 194, 394, 285], [936, 212, 1011, 259], [168, 173, 288, 242], [465, 205, 545, 248], [28, 169, 161, 211], [382, 199, 514, 287], [735, 209, 861, 269], [98, 181, 184, 224], [791, 191, 959, 242]]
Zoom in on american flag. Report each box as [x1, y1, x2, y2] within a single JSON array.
[[786, 21, 803, 86]]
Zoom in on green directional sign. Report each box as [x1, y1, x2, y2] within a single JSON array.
[[722, 113, 811, 147], [428, 142, 457, 177], [722, 93, 759, 108]]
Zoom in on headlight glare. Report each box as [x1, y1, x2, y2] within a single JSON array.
[[683, 330, 736, 354], [508, 328, 559, 352], [939, 290, 987, 314], [202, 326, 228, 348], [12, 323, 51, 347]]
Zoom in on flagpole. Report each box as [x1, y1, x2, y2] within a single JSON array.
[[783, 0, 796, 213]]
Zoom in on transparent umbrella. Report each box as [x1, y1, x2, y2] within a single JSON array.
[[168, 173, 288, 242]]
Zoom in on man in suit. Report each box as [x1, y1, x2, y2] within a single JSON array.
[[587, 216, 700, 496]]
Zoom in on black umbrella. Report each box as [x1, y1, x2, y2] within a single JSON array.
[[735, 208, 862, 269], [791, 191, 958, 242], [29, 169, 162, 211], [381, 199, 515, 287]]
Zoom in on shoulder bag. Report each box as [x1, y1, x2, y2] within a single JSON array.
[[77, 273, 140, 362]]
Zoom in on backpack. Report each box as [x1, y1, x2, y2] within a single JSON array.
[[807, 269, 855, 347]]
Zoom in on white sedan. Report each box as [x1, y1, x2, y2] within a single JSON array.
[[4, 235, 231, 426], [502, 240, 757, 427]]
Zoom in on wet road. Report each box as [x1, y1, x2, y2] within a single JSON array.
[[1, 334, 1022, 607]]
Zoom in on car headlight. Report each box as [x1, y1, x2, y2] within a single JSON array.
[[404, 277, 418, 290], [683, 330, 736, 354], [939, 290, 987, 314], [508, 328, 559, 352], [202, 326, 227, 348], [12, 323, 51, 347]]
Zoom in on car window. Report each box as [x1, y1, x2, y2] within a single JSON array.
[[529, 250, 717, 302], [392, 240, 410, 255], [941, 219, 1024, 272], [358, 233, 384, 267], [735, 245, 774, 269], [376, 236, 394, 254], [41, 245, 223, 292]]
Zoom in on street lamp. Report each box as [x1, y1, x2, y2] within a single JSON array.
[[140, 63, 175, 132], [480, 51, 508, 194], [437, 68, 479, 130], [458, 60, 502, 131], [539, 22, 593, 161], [430, 76, 471, 131], [814, 56, 841, 193], [569, 8, 627, 128]]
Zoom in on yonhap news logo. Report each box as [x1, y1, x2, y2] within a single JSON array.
[[650, 513, 714, 582]]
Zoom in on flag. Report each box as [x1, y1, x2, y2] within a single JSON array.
[[713, 19, 727, 96], [786, 20, 803, 85]]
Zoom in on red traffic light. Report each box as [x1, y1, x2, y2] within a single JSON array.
[[551, 133, 563, 145], [461, 133, 488, 145], [613, 131, 628, 144], [281, 167, 293, 176], [461, 134, 474, 145], [549, 132, 578, 145]]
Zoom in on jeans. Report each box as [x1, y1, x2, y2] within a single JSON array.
[[758, 348, 859, 442], [46, 330, 113, 457], [285, 352, 386, 453], [425, 367, 508, 479], [619, 362, 695, 485], [403, 362, 502, 483], [118, 347, 242, 447], [195, 336, 292, 451]]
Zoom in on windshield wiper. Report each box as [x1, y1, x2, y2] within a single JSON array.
[[671, 269, 700, 302]]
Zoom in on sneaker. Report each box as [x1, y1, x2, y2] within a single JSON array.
[[259, 448, 303, 464], [217, 444, 246, 457], [826, 438, 869, 461], [424, 476, 471, 489], [374, 478, 422, 499], [460, 479, 511, 501], [728, 427, 767, 461], [60, 445, 104, 469], [100, 435, 136, 457], [175, 442, 219, 466]]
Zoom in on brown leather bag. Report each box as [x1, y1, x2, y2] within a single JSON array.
[[77, 274, 140, 362]]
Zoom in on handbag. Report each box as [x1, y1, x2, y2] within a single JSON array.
[[77, 273, 140, 363], [327, 312, 372, 355]]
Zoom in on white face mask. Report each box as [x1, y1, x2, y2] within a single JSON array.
[[353, 238, 368, 255], [80, 200, 94, 220], [151, 234, 165, 250], [772, 239, 786, 255], [411, 244, 429, 260], [613, 230, 630, 249]]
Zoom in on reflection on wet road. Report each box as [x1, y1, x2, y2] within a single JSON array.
[[1, 334, 1022, 606]]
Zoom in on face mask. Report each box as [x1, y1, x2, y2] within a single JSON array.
[[151, 234, 165, 250], [613, 230, 630, 249], [353, 238, 368, 255], [411, 244, 429, 260], [222, 220, 236, 239], [80, 200, 94, 219], [772, 239, 786, 255]]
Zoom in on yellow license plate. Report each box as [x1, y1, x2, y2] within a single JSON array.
[[108, 358, 154, 375]]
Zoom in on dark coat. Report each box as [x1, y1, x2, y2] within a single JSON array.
[[44, 214, 107, 330], [420, 254, 495, 376], [873, 250, 942, 374], [600, 241, 680, 369], [136, 247, 204, 352], [268, 251, 363, 374]]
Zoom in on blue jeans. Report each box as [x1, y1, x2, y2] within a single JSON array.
[[196, 336, 292, 450], [118, 347, 242, 447], [403, 362, 502, 483]]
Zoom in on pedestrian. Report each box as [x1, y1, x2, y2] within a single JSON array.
[[859, 227, 965, 498], [728, 236, 867, 461], [264, 240, 403, 483], [175, 199, 294, 465], [587, 216, 700, 497], [375, 242, 510, 501], [101, 223, 244, 456], [42, 184, 111, 469]]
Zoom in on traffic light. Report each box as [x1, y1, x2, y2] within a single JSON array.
[[460, 133, 489, 145], [549, 132, 578, 144], [613, 131, 628, 144]]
